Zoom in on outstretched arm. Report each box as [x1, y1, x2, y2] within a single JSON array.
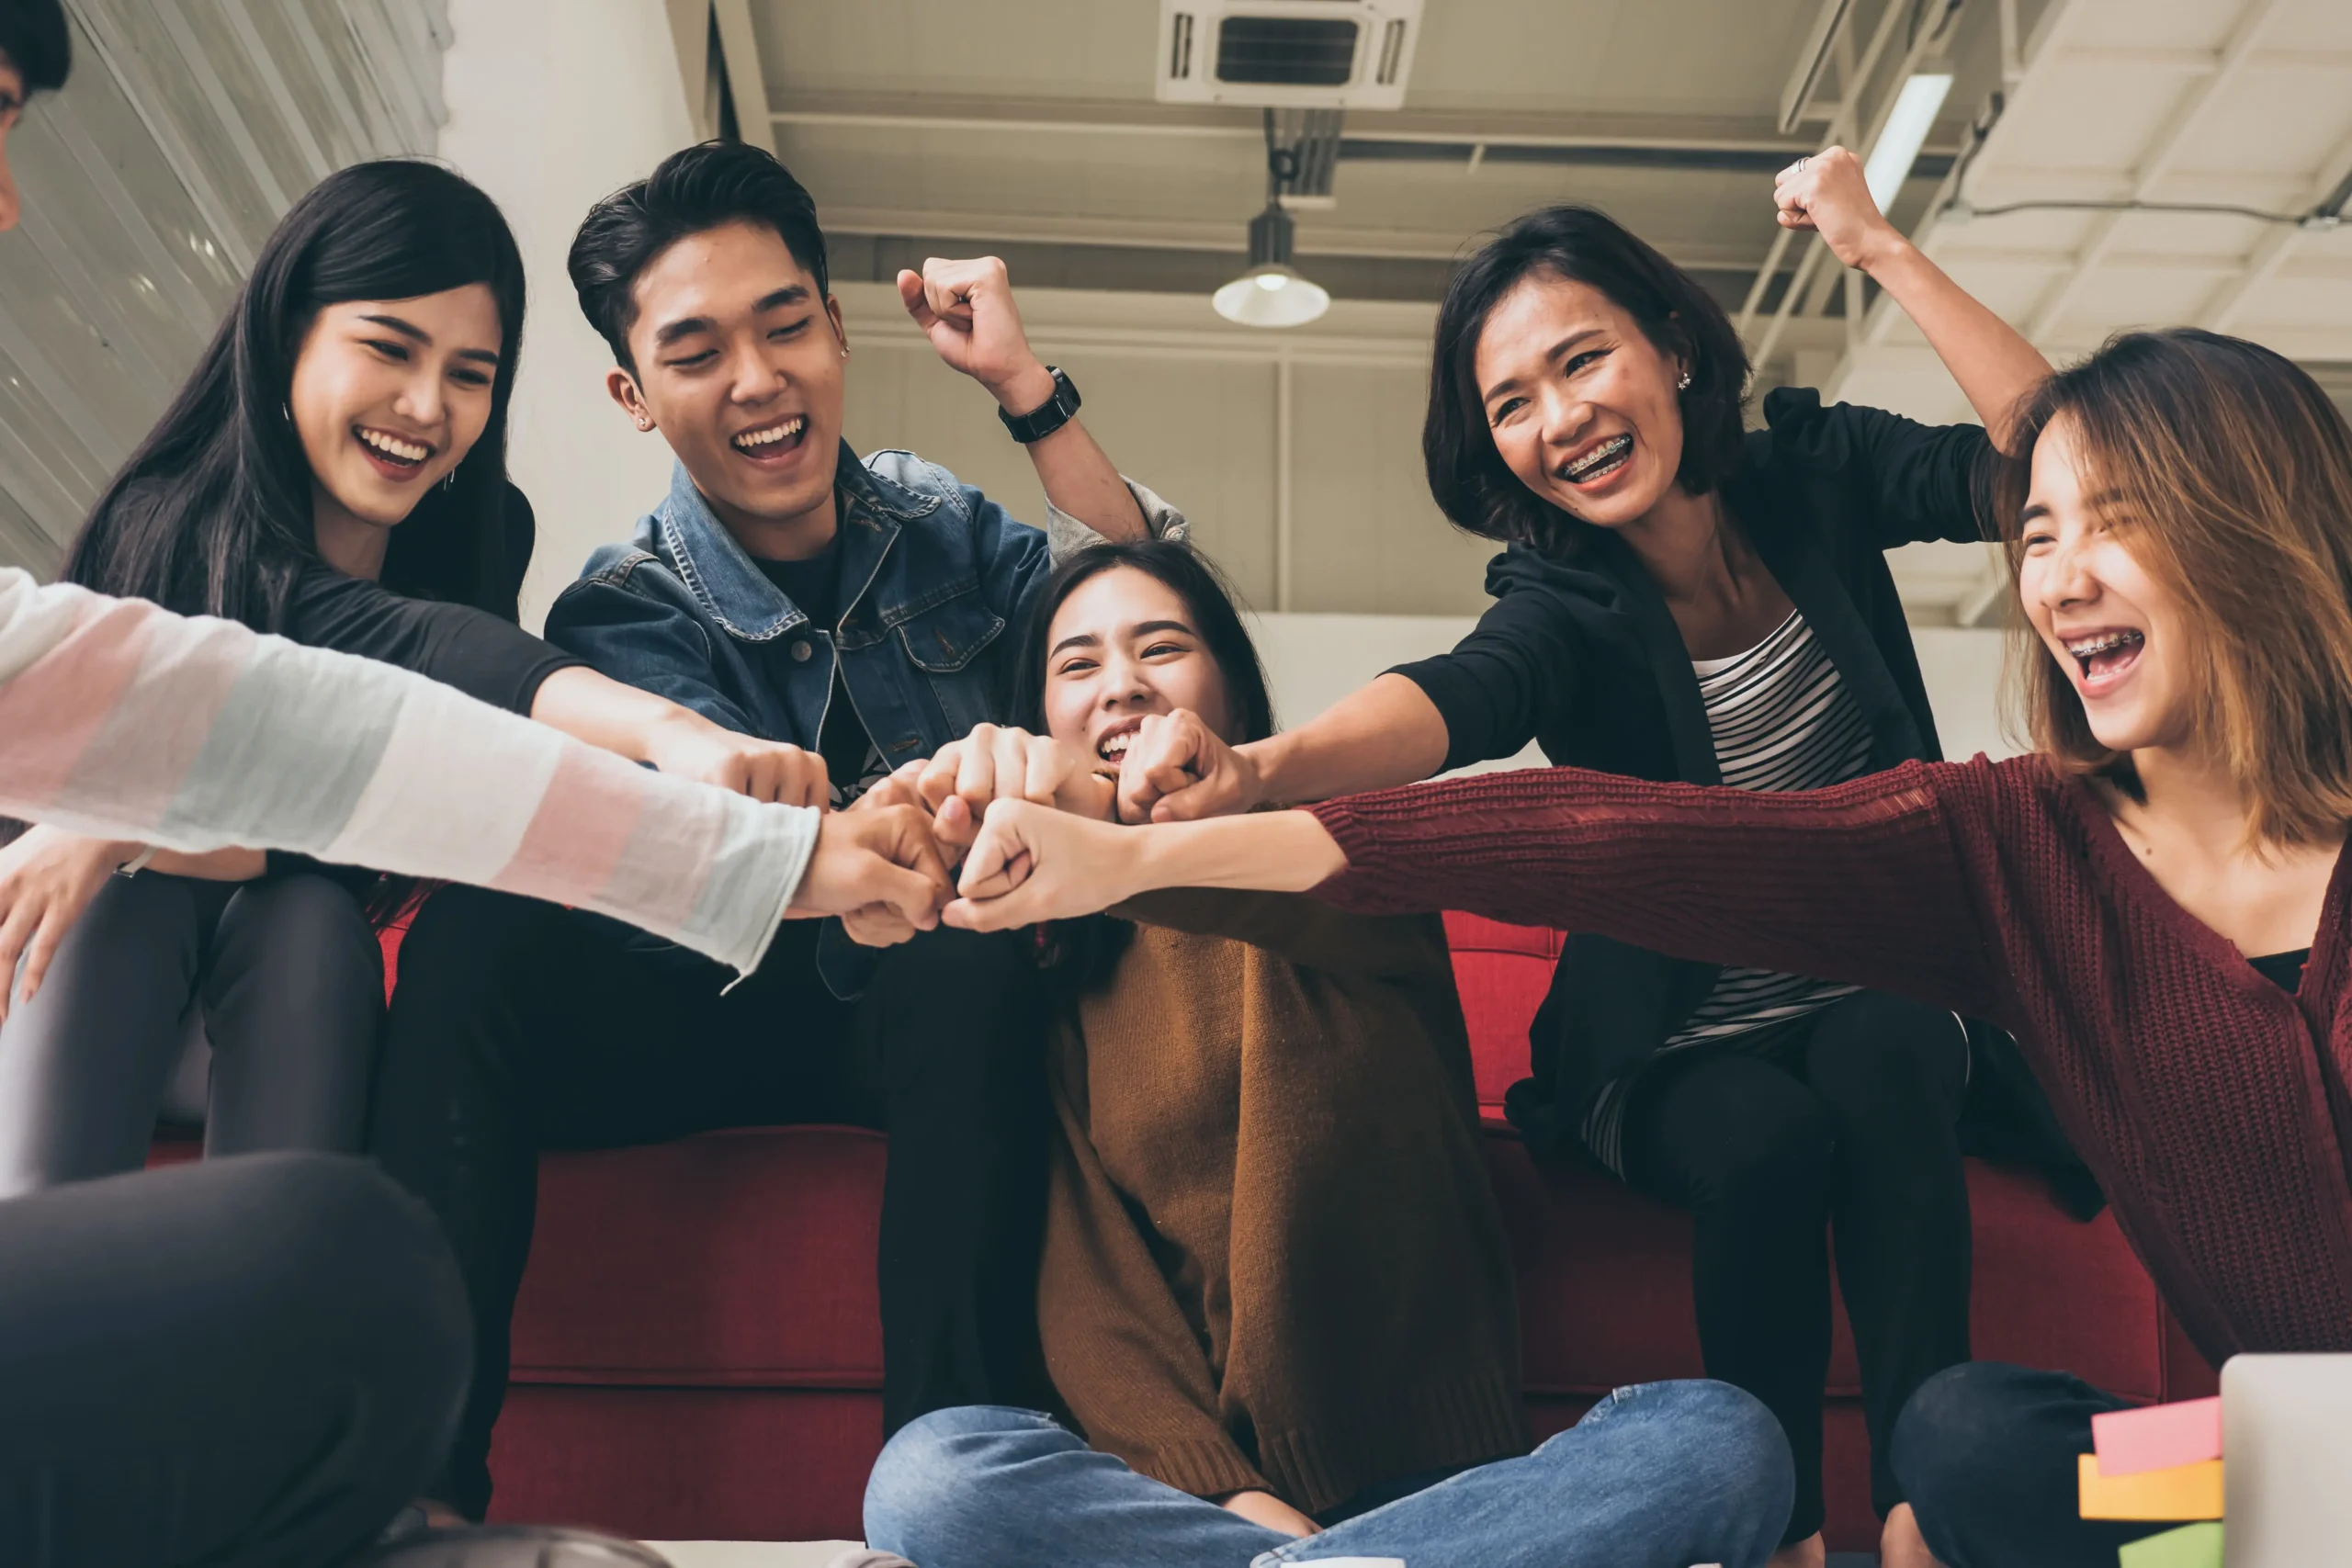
[[1777, 146, 2050, 449], [0, 571, 945, 976], [946, 761, 2007, 1020]]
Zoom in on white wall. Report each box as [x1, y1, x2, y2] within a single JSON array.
[[435, 0, 700, 630]]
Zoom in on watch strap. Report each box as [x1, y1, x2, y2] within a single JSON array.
[[999, 367, 1081, 445]]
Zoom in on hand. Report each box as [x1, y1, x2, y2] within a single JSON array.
[[896, 256, 1056, 413], [1217, 1491, 1319, 1539], [0, 827, 136, 1021], [1116, 709, 1261, 823], [786, 806, 954, 945], [1773, 145, 1905, 273], [644, 716, 831, 808], [942, 798, 1143, 932], [919, 724, 1115, 827]]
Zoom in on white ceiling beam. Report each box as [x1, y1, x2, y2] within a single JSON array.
[[817, 204, 1767, 269], [710, 0, 776, 153], [770, 92, 1814, 155], [2051, 44, 2352, 73], [2200, 126, 2352, 333], [2022, 0, 2290, 342]]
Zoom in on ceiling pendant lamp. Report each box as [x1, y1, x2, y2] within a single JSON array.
[[1214, 203, 1330, 327]]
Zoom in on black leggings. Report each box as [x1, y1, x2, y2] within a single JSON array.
[[0, 1151, 468, 1568], [0, 871, 383, 1196], [1617, 988, 1973, 1544], [365, 886, 1054, 1519]]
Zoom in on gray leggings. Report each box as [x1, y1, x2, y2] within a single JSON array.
[[0, 870, 383, 1197]]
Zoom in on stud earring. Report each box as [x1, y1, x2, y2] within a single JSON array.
[[1677, 370, 1692, 390]]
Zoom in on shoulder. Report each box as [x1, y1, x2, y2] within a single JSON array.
[[856, 448, 967, 520], [1746, 386, 1993, 478], [550, 545, 695, 628]]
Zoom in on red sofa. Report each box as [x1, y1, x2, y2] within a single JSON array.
[[476, 913, 2215, 1552]]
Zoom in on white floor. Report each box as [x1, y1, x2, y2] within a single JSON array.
[[649, 1544, 860, 1568]]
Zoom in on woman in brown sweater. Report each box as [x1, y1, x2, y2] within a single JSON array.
[[860, 542, 1797, 1568], [940, 330, 2352, 1568]]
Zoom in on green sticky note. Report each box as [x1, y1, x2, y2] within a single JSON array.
[[2118, 1520, 2222, 1568]]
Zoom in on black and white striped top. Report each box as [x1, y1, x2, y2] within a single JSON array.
[[1581, 608, 1875, 1170]]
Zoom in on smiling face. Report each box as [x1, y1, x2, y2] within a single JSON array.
[[1041, 566, 1237, 767], [2017, 413, 2199, 756], [611, 220, 846, 547], [1473, 270, 1690, 529], [288, 286, 501, 549]]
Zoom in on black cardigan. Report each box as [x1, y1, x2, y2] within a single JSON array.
[[1391, 388, 1991, 1155]]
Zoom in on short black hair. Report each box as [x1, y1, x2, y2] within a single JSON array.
[[568, 140, 831, 371], [0, 0, 74, 95], [1423, 204, 1750, 554]]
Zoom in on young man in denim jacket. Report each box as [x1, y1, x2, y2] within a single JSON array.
[[364, 140, 1180, 1523]]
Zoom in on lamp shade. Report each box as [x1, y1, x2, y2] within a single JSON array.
[[1214, 203, 1330, 327]]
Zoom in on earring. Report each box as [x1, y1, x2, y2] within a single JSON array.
[[442, 469, 458, 491], [1677, 370, 1692, 390], [281, 401, 292, 423]]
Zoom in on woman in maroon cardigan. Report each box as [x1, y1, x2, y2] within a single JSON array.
[[932, 328, 2352, 1568]]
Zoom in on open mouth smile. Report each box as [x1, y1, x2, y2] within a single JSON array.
[[2064, 627, 2145, 694], [731, 414, 808, 462], [355, 424, 435, 479], [1096, 717, 1144, 763], [1558, 434, 1633, 487]]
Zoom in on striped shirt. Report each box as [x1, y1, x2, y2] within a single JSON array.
[[0, 569, 815, 975], [1583, 608, 1873, 1169]]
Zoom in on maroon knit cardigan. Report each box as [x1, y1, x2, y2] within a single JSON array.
[[1307, 755, 2352, 1362]]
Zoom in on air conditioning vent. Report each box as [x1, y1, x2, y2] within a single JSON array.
[[1158, 0, 1422, 109], [1216, 17, 1359, 86]]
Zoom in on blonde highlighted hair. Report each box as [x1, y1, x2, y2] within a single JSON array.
[[1995, 329, 2352, 845]]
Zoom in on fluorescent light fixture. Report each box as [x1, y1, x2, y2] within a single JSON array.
[[1214, 204, 1330, 327], [1864, 72, 1952, 212]]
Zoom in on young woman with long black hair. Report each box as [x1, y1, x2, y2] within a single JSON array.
[[1103, 147, 2050, 1565], [0, 157, 828, 1196], [854, 541, 1795, 1568], [941, 327, 2352, 1568]]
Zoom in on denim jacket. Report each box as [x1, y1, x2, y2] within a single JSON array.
[[545, 442, 1187, 992]]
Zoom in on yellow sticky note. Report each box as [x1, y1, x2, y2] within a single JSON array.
[[2077, 1452, 2223, 1520]]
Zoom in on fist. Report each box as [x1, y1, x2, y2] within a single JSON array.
[[895, 256, 1055, 412], [1773, 145, 1904, 273]]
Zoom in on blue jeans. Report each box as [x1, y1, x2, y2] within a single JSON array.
[[1892, 1361, 2167, 1568], [865, 1379, 1793, 1568]]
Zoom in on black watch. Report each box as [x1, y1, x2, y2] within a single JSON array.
[[998, 366, 1081, 445]]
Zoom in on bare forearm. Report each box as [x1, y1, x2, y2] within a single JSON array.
[[1245, 674, 1452, 804], [1863, 237, 2051, 448], [1130, 811, 1348, 896], [528, 665, 697, 761], [146, 847, 267, 881], [983, 357, 1144, 541]]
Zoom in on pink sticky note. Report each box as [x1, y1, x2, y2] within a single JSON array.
[[2093, 1397, 2222, 1477]]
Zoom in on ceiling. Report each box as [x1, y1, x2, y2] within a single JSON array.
[[699, 0, 2001, 341]]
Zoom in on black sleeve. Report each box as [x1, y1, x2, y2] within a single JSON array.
[[1758, 387, 1995, 549], [1385, 555, 1584, 773], [282, 570, 582, 716]]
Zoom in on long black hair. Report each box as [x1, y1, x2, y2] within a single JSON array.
[[1010, 539, 1277, 990], [1423, 204, 1750, 557], [63, 159, 528, 631]]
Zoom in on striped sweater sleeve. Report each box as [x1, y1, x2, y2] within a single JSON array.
[[0, 570, 811, 975]]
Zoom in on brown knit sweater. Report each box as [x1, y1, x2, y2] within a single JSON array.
[[1308, 756, 2352, 1363], [1039, 890, 1525, 1515]]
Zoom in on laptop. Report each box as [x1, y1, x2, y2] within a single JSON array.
[[2222, 1353, 2352, 1566]]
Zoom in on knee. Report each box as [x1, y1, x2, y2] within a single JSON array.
[[1808, 996, 1968, 1111], [1566, 1380, 1794, 1546], [1683, 1100, 1836, 1211], [864, 1406, 1065, 1557], [1891, 1362, 2038, 1519], [223, 1153, 471, 1412]]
